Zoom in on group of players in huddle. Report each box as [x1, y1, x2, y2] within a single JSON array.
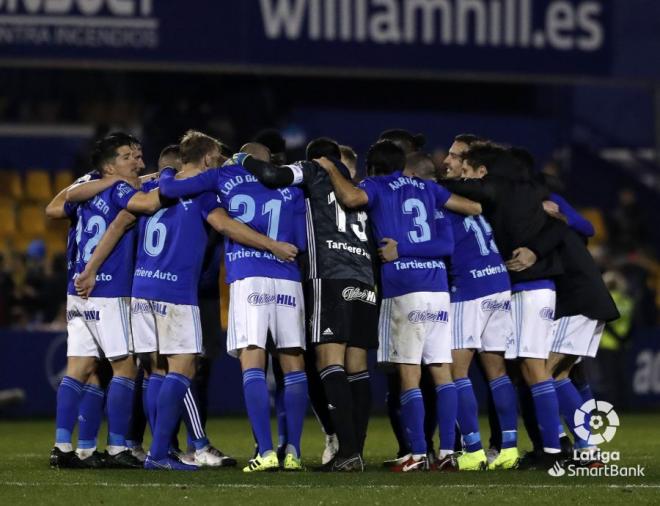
[[46, 127, 618, 473]]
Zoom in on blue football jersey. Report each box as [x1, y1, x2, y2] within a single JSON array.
[[359, 171, 454, 298], [445, 211, 511, 302], [64, 173, 101, 294], [71, 181, 137, 297], [132, 178, 221, 305], [159, 165, 306, 283]]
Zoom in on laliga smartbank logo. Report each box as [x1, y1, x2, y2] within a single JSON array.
[[547, 400, 645, 478]]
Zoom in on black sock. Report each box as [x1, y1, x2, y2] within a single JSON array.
[[320, 365, 357, 457], [486, 385, 502, 451], [518, 381, 543, 452], [127, 368, 146, 446], [305, 348, 335, 436], [193, 357, 212, 430], [347, 370, 371, 454], [386, 372, 409, 456]]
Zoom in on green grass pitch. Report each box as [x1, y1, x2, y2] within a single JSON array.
[[1, 414, 659, 505]]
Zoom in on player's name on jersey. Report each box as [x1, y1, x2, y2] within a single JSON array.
[[325, 240, 371, 259], [226, 249, 281, 262], [393, 259, 445, 271], [220, 173, 294, 202], [387, 175, 428, 191], [469, 264, 507, 279], [134, 267, 179, 282]]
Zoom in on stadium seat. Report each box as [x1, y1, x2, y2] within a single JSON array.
[[54, 170, 74, 193], [18, 203, 47, 237], [24, 170, 53, 202], [0, 171, 23, 200], [0, 200, 17, 238]]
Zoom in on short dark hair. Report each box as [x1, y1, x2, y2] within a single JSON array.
[[366, 140, 406, 176], [379, 129, 426, 155], [306, 137, 341, 161], [463, 143, 506, 171], [159, 144, 180, 161], [405, 152, 436, 180], [179, 130, 221, 164], [454, 133, 484, 146], [508, 146, 535, 177], [91, 133, 135, 173]]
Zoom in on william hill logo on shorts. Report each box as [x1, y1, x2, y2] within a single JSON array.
[[248, 292, 296, 308], [407, 310, 449, 324], [539, 307, 555, 321], [480, 299, 511, 312], [342, 287, 376, 305]]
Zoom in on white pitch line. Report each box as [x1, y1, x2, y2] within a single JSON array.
[[1, 482, 659, 490]]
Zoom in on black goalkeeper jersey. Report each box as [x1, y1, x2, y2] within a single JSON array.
[[289, 160, 375, 285]]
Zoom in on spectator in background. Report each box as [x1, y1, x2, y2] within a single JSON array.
[[593, 270, 634, 408], [608, 188, 647, 255]]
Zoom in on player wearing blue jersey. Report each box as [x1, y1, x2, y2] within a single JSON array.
[[159, 140, 309, 472], [429, 144, 519, 471], [47, 168, 127, 469], [445, 143, 569, 470], [54, 134, 164, 469], [318, 141, 481, 471]]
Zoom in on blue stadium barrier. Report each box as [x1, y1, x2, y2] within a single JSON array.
[[1, 329, 658, 417]]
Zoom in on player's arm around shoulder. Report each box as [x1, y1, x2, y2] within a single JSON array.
[[64, 174, 126, 203], [436, 180, 481, 215], [75, 210, 137, 298], [315, 156, 368, 208], [239, 154, 296, 188], [205, 208, 298, 262], [125, 187, 162, 215]]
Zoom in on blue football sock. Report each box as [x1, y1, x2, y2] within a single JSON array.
[[489, 375, 518, 449], [106, 376, 135, 449], [150, 373, 190, 461], [555, 378, 590, 449], [530, 379, 562, 453], [455, 378, 482, 452], [182, 387, 209, 451], [578, 383, 594, 404], [283, 371, 308, 457], [55, 376, 84, 447], [77, 384, 105, 450], [243, 368, 273, 455], [276, 387, 287, 448], [400, 388, 426, 456], [146, 373, 164, 434], [435, 383, 458, 453]]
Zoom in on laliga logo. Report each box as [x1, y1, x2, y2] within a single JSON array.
[[574, 399, 620, 445], [539, 307, 554, 321]]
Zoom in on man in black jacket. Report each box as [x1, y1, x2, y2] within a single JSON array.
[[444, 143, 568, 469]]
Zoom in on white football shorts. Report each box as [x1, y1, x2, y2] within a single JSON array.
[[226, 277, 305, 357], [507, 288, 556, 359], [131, 298, 203, 355], [550, 315, 605, 358], [378, 291, 452, 365], [66, 294, 132, 360], [451, 291, 513, 352]]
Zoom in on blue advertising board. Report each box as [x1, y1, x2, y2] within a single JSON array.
[[0, 0, 617, 79]]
